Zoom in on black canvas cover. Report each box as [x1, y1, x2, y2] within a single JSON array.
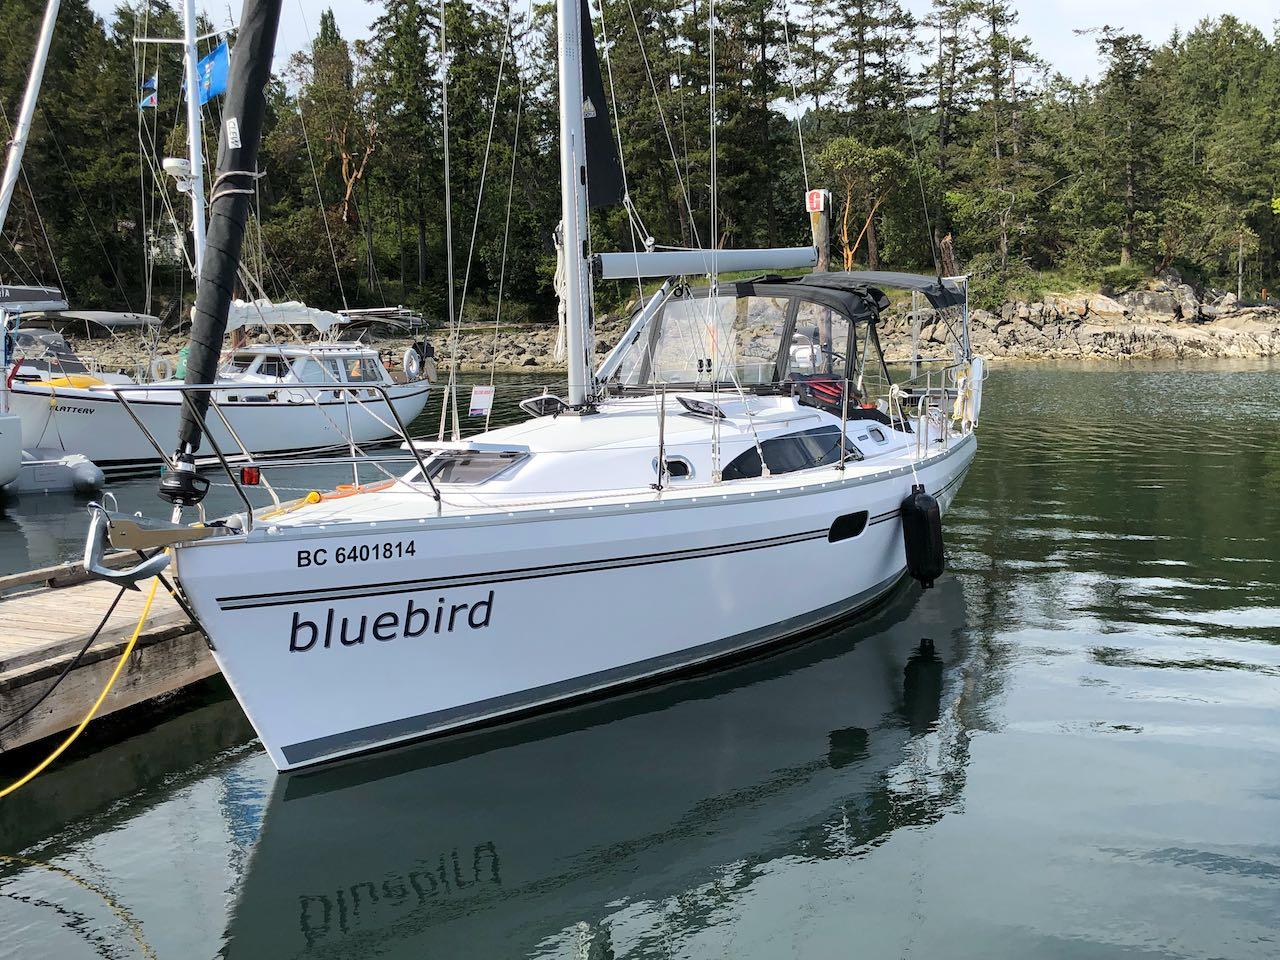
[[0, 284, 67, 312], [802, 271, 965, 310], [580, 0, 624, 209]]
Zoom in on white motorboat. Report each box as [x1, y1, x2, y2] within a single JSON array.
[[9, 339, 431, 474], [86, 0, 985, 773]]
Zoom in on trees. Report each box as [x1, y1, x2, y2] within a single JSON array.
[[2, 4, 1278, 313], [815, 137, 906, 270]]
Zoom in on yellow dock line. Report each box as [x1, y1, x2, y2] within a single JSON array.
[[0, 577, 160, 799]]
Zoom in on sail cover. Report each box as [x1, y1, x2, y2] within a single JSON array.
[[226, 299, 344, 332], [580, 0, 623, 209]]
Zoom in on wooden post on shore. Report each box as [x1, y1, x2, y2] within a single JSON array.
[[808, 189, 831, 274]]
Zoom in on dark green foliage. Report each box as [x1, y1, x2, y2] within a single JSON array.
[[1, 1, 1277, 318]]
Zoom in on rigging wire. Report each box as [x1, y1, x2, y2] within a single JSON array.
[[777, 0, 809, 193], [622, 0, 702, 249], [297, 100, 350, 310], [446, 14, 512, 414], [294, 0, 353, 308], [594, 0, 653, 289], [437, 0, 459, 442], [0, 17, 134, 306], [485, 63, 525, 433]]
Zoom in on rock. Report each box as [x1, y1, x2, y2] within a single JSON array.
[[1118, 289, 1179, 318], [1087, 293, 1129, 321], [1175, 284, 1200, 321], [1219, 292, 1238, 310], [521, 356, 539, 366]]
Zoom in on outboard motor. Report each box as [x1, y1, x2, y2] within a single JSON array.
[[901, 483, 944, 588]]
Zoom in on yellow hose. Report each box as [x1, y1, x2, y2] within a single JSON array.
[[0, 577, 160, 799]]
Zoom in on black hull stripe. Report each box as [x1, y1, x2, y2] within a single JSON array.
[[218, 528, 829, 610], [217, 468, 970, 612]]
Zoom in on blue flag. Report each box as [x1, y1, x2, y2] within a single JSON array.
[[197, 41, 229, 105], [139, 73, 158, 109]]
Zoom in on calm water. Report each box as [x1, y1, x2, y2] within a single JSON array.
[[1, 361, 1278, 959]]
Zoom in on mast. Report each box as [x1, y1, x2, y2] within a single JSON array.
[[160, 0, 281, 506], [0, 0, 60, 245], [180, 0, 208, 271], [555, 0, 592, 408]]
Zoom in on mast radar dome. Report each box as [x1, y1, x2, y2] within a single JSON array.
[[162, 156, 194, 189]]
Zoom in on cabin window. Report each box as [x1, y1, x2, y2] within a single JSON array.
[[422, 451, 527, 485], [293, 358, 342, 384], [223, 353, 255, 373], [257, 357, 290, 379], [346, 357, 384, 383], [720, 425, 861, 481]]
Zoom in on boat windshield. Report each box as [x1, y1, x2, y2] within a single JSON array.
[[608, 291, 871, 392]]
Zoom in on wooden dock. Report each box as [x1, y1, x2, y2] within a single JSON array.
[[0, 558, 215, 752]]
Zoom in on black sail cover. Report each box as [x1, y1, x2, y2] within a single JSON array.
[[580, 0, 623, 209], [174, 0, 282, 457]]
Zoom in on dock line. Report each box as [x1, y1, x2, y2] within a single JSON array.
[[0, 577, 160, 799], [0, 585, 128, 742]]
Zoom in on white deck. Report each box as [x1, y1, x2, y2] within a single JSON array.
[[257, 393, 957, 530]]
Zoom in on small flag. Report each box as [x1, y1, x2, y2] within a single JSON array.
[[196, 41, 230, 105], [139, 73, 158, 109]]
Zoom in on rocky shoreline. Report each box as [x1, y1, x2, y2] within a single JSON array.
[[67, 281, 1280, 378]]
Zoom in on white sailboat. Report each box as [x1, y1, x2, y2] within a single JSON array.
[[86, 0, 984, 772], [3, 0, 431, 476]]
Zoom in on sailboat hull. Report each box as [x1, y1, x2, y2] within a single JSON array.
[[8, 382, 431, 474], [174, 435, 975, 770], [0, 412, 22, 486]]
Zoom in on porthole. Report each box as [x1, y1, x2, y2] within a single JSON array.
[[653, 455, 694, 480], [828, 511, 869, 542]]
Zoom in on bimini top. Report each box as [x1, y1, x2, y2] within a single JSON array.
[[0, 284, 68, 314], [760, 270, 966, 315]]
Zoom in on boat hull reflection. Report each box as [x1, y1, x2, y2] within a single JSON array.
[[224, 576, 972, 958]]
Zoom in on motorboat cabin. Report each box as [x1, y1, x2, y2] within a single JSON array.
[[216, 343, 402, 402]]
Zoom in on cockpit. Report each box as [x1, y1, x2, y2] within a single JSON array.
[[600, 276, 903, 422]]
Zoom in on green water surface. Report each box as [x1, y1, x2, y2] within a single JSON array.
[[0, 361, 1277, 959]]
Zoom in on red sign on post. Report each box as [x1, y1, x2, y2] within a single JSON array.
[[805, 189, 826, 213]]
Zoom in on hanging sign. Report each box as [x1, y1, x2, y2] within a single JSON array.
[[468, 385, 496, 417], [805, 189, 826, 213]]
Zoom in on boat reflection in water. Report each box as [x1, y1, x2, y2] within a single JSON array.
[[223, 575, 975, 958]]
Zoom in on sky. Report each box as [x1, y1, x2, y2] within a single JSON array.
[[89, 0, 1278, 83]]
